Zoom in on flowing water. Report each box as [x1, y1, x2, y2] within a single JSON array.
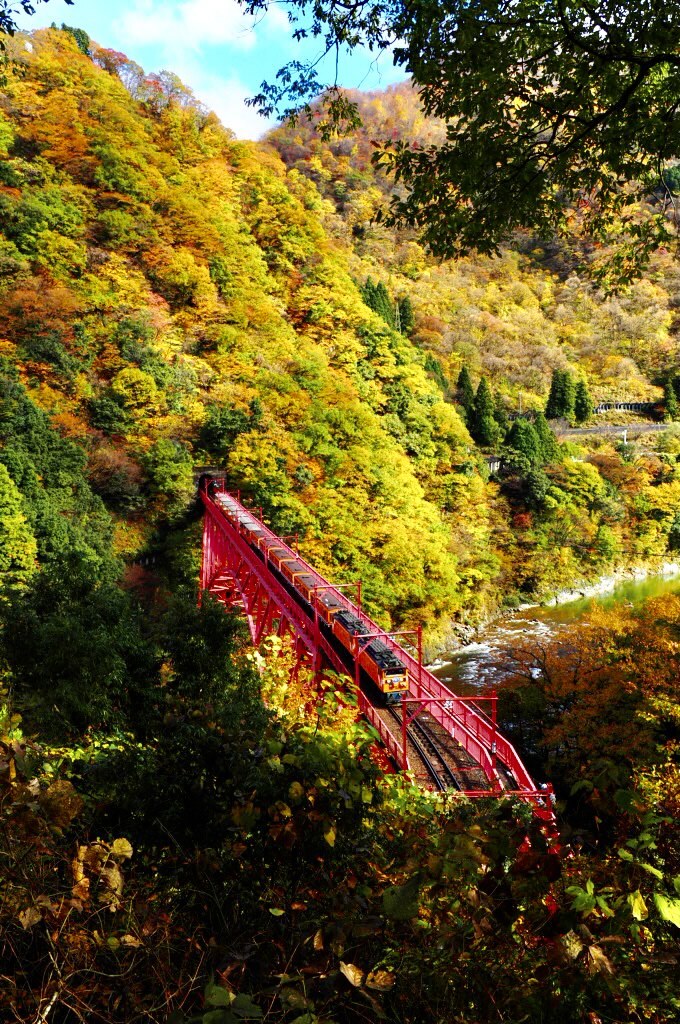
[[431, 569, 680, 697]]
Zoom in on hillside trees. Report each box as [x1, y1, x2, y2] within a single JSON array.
[[0, 27, 482, 626], [456, 365, 474, 417], [663, 378, 679, 420], [397, 292, 414, 334], [534, 412, 560, 462], [359, 277, 414, 334], [360, 277, 395, 327], [2, 600, 677, 1024], [1, 26, 679, 620], [0, 463, 36, 597], [506, 419, 541, 466], [0, 24, 677, 1015], [469, 376, 500, 447], [270, 89, 678, 406], [54, 22, 89, 54], [2, 553, 156, 736]]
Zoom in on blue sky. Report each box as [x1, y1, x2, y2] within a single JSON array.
[[16, 0, 406, 139]]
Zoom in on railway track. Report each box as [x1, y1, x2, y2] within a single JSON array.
[[387, 706, 461, 792]]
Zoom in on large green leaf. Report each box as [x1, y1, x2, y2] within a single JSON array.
[[232, 995, 262, 1019], [204, 982, 232, 1008], [654, 893, 680, 928], [628, 891, 648, 921]]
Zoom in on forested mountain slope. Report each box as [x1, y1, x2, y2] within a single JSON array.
[[0, 28, 678, 1024], [269, 82, 680, 405], [0, 29, 477, 630], [2, 30, 680, 636]]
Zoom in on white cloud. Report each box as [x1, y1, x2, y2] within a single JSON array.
[[117, 0, 281, 136], [121, 0, 258, 51], [192, 71, 276, 139]]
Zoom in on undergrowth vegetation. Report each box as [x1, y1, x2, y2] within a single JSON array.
[[2, 617, 679, 1023]]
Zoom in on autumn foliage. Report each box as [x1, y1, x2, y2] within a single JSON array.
[[0, 24, 679, 1024]]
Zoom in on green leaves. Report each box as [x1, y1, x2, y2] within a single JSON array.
[[566, 880, 614, 918], [627, 891, 648, 921], [653, 893, 680, 929], [248, 0, 680, 283], [202, 983, 262, 1023], [0, 463, 37, 598], [382, 873, 421, 920]]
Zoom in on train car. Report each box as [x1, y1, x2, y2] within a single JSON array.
[[361, 640, 409, 702], [280, 556, 307, 587], [265, 546, 294, 574], [332, 610, 409, 704], [332, 609, 365, 655], [315, 589, 345, 624], [209, 487, 410, 703], [290, 572, 318, 604]]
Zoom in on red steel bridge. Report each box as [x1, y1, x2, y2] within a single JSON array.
[[200, 479, 553, 814]]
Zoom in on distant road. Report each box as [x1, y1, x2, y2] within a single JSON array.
[[557, 422, 668, 437]]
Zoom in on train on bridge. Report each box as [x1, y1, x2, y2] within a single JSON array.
[[200, 478, 555, 818]]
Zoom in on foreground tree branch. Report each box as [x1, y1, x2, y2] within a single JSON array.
[[242, 0, 680, 285]]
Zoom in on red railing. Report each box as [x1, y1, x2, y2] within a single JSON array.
[[358, 692, 405, 768]]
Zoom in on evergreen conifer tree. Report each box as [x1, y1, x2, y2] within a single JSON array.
[[360, 277, 377, 309], [563, 371, 576, 418], [398, 295, 415, 334], [544, 369, 562, 419], [424, 354, 448, 392], [374, 282, 395, 327], [471, 377, 500, 447], [664, 378, 678, 420], [474, 376, 494, 420], [58, 24, 91, 54], [493, 398, 509, 435], [475, 415, 501, 448], [573, 379, 594, 423], [525, 468, 550, 510], [506, 419, 541, 464], [534, 412, 559, 462], [457, 366, 475, 412], [361, 278, 397, 328], [545, 368, 575, 419]]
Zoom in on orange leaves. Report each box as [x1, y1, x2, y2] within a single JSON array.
[[505, 593, 680, 796], [39, 779, 84, 831], [0, 279, 81, 343], [17, 906, 43, 929], [50, 410, 90, 438], [71, 837, 133, 911]]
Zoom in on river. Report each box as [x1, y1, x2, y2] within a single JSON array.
[[431, 569, 680, 697]]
